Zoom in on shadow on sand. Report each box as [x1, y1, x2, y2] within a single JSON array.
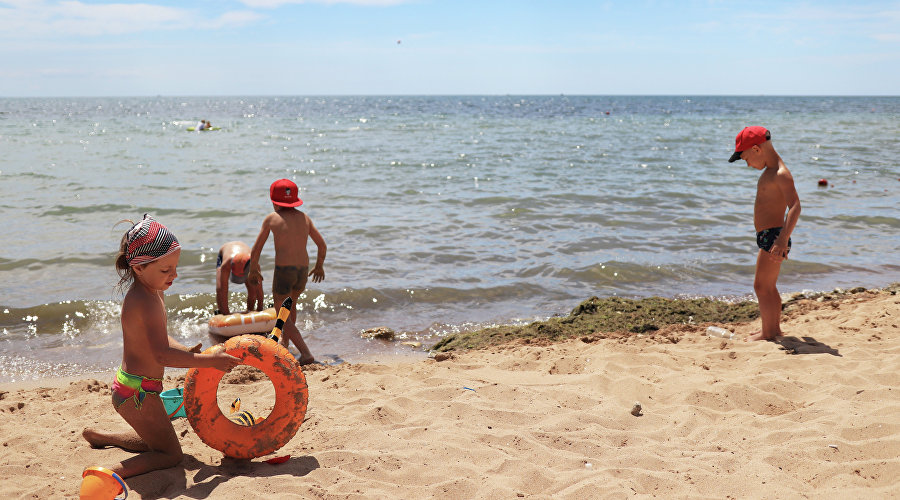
[[775, 336, 841, 356], [126, 454, 320, 499]]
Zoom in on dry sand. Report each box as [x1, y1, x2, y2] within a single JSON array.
[[1, 288, 898, 499]]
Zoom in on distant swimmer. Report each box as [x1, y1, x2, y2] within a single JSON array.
[[216, 241, 264, 316]]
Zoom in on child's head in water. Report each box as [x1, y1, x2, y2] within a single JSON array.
[[114, 214, 181, 293]]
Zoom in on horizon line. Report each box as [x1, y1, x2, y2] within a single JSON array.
[[3, 93, 900, 99]]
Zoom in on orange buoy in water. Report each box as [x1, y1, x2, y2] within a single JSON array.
[[817, 178, 828, 186], [80, 466, 127, 500], [184, 299, 308, 459]]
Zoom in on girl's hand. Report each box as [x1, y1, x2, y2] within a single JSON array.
[[212, 352, 242, 372]]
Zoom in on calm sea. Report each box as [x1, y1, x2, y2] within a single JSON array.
[[1, 96, 898, 382]]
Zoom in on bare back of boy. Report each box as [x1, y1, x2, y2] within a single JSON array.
[[267, 209, 311, 267], [267, 209, 312, 296]]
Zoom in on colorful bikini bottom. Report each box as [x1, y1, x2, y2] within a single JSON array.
[[111, 366, 164, 410]]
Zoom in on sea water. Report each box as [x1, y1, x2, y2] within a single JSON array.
[[1, 95, 898, 382]]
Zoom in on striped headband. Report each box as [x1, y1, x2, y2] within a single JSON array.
[[125, 214, 181, 266]]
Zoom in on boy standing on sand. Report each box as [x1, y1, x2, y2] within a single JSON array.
[[728, 126, 801, 341], [247, 179, 326, 364]]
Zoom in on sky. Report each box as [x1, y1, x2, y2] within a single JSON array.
[[0, 0, 898, 97]]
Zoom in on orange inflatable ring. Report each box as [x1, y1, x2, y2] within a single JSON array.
[[208, 308, 277, 337], [183, 335, 308, 459]]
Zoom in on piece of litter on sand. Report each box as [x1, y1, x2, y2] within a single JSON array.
[[463, 386, 476, 392], [828, 444, 839, 450], [630, 402, 642, 416]]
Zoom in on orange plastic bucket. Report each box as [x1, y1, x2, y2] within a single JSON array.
[[79, 466, 127, 500]]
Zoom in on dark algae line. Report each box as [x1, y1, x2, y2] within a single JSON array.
[[431, 284, 898, 352], [432, 296, 759, 351]]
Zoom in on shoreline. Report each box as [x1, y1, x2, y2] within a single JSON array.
[[1, 282, 898, 497], [2, 283, 896, 388]]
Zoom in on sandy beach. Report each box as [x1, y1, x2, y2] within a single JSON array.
[[1, 286, 898, 499]]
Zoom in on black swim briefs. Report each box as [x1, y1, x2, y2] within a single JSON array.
[[756, 227, 792, 254]]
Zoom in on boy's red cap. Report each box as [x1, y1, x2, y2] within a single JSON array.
[[270, 179, 303, 207], [728, 126, 770, 163]]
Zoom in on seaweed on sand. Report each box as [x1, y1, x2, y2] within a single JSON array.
[[431, 295, 760, 352]]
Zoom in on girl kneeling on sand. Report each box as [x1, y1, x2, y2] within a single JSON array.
[[82, 214, 240, 478]]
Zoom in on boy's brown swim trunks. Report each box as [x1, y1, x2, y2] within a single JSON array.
[[272, 265, 309, 295]]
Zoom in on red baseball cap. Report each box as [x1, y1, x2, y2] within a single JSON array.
[[270, 179, 303, 207], [728, 126, 770, 163]]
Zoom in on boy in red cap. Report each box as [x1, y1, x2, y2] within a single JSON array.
[[247, 179, 327, 364], [215, 241, 264, 315], [728, 126, 801, 341]]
